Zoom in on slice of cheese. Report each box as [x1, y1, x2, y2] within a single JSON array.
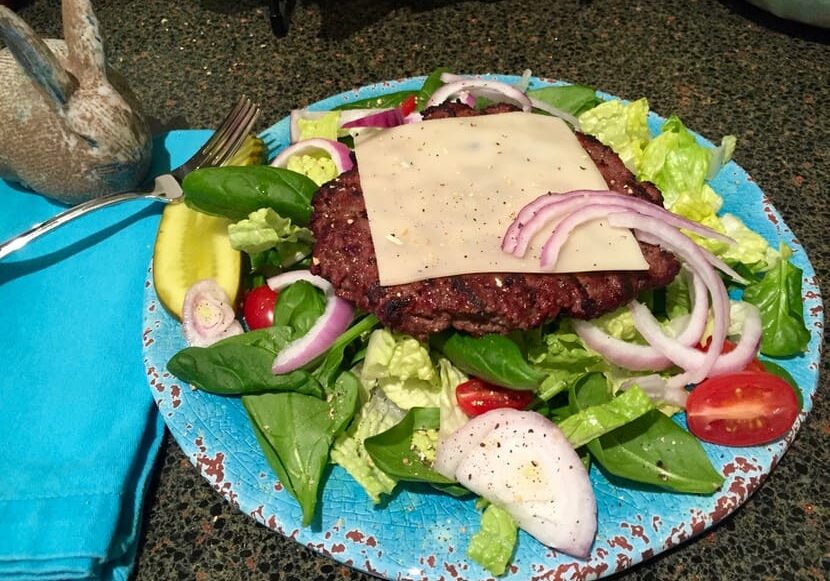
[[354, 111, 648, 286]]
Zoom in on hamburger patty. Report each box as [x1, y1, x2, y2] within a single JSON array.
[[310, 103, 680, 339]]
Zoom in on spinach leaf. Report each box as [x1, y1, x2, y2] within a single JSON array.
[[273, 281, 326, 338], [759, 360, 804, 410], [334, 90, 417, 110], [167, 326, 322, 397], [742, 247, 810, 357], [243, 371, 359, 525], [559, 380, 654, 448], [182, 166, 317, 225], [364, 407, 456, 485], [432, 332, 545, 390], [573, 374, 724, 494], [527, 84, 601, 117], [416, 66, 449, 110]]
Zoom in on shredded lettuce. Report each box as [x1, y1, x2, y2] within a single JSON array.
[[578, 98, 650, 172], [297, 111, 340, 141], [227, 208, 314, 269], [286, 154, 338, 186], [467, 504, 517, 576], [330, 389, 405, 503], [361, 329, 441, 409], [437, 358, 469, 439], [529, 323, 603, 400], [558, 385, 654, 448]]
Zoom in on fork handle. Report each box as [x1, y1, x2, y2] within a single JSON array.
[[0, 175, 181, 260]]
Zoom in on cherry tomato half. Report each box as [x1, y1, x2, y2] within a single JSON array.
[[243, 285, 279, 329], [696, 339, 766, 373], [399, 94, 417, 117], [686, 371, 799, 447], [455, 378, 535, 417]]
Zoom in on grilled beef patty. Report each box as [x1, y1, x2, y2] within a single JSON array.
[[310, 103, 679, 339]]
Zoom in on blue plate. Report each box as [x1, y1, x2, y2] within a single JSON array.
[[142, 76, 824, 580]]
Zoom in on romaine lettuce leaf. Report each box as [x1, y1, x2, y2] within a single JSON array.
[[361, 329, 441, 409], [330, 389, 405, 503], [227, 207, 314, 269], [286, 154, 338, 186], [578, 98, 650, 172], [297, 111, 340, 141], [467, 504, 517, 576]]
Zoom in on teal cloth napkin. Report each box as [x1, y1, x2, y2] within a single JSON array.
[[0, 131, 207, 580]]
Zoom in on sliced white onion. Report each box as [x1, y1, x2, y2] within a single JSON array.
[[181, 280, 243, 347], [289, 108, 394, 143], [266, 270, 355, 374], [270, 138, 354, 175], [426, 79, 532, 112], [435, 409, 596, 558], [529, 96, 581, 129], [504, 191, 734, 258]]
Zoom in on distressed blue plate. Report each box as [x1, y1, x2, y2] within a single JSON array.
[[143, 76, 823, 580]]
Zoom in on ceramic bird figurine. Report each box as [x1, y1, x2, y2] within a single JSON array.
[[0, 0, 152, 204]]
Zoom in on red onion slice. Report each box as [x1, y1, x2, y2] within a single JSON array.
[[529, 96, 581, 129], [270, 138, 354, 175], [571, 269, 708, 372], [630, 300, 762, 378], [636, 230, 749, 285], [181, 280, 243, 347], [426, 79, 533, 112], [572, 320, 673, 371], [604, 213, 729, 383], [341, 108, 405, 129], [266, 270, 355, 374], [504, 191, 734, 258], [539, 204, 632, 269]]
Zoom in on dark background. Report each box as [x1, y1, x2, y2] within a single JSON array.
[[11, 0, 829, 579]]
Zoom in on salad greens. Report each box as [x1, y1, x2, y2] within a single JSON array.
[[244, 370, 359, 525], [167, 325, 323, 397], [528, 84, 602, 117], [743, 244, 811, 356], [163, 68, 812, 577], [467, 504, 518, 576], [228, 207, 314, 272], [432, 332, 546, 390], [182, 165, 317, 224], [571, 374, 724, 493]]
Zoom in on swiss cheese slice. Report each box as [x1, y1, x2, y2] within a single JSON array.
[[354, 112, 648, 286]]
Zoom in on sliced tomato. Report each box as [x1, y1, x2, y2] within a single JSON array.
[[686, 371, 799, 447], [242, 285, 279, 329], [399, 94, 417, 117], [697, 338, 766, 372], [455, 378, 535, 417]]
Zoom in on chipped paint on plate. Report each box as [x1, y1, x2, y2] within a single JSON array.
[[143, 76, 823, 581]]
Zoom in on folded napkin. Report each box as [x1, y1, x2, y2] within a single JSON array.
[[0, 131, 205, 581]]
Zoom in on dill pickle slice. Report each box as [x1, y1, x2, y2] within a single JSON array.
[[152, 202, 241, 319]]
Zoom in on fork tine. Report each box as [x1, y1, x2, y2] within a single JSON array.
[[208, 104, 261, 168], [192, 96, 250, 163], [172, 96, 256, 179]]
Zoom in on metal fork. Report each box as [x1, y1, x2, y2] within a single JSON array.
[[0, 95, 261, 260]]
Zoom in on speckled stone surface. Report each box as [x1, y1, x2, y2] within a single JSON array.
[[14, 0, 829, 579]]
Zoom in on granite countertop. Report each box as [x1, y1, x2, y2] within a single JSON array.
[[17, 0, 828, 579]]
